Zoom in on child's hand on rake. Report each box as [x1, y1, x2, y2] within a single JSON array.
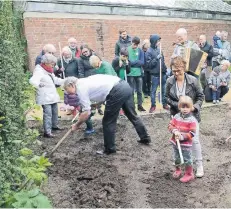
[[174, 130, 181, 140]]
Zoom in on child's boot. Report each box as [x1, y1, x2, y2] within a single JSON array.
[[180, 166, 194, 183], [172, 167, 182, 179]]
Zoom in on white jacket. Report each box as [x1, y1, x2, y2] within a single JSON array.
[[30, 65, 64, 105]]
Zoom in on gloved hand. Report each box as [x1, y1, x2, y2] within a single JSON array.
[[157, 54, 162, 59]]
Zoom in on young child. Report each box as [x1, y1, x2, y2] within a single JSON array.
[[208, 67, 225, 104], [112, 47, 131, 81], [213, 31, 223, 49], [168, 96, 198, 183], [64, 93, 95, 134]]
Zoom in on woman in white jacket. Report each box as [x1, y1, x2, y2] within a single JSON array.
[[30, 53, 64, 138]]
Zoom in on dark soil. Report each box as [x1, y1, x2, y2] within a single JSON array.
[[36, 104, 231, 208]]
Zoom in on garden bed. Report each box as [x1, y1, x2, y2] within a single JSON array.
[[37, 104, 231, 207]]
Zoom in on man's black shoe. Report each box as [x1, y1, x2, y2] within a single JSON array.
[[52, 127, 64, 131], [96, 149, 116, 155], [44, 133, 55, 138], [138, 105, 146, 112], [137, 137, 151, 145]]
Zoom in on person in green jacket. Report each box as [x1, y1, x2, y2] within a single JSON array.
[[127, 36, 146, 112], [112, 47, 131, 80], [89, 55, 117, 76]]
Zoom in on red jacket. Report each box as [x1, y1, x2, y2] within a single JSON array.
[[168, 113, 197, 147], [75, 48, 81, 58]]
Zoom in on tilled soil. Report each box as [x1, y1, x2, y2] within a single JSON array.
[[38, 104, 231, 208]]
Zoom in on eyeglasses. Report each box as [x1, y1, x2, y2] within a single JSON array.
[[48, 52, 55, 55], [82, 50, 88, 54]]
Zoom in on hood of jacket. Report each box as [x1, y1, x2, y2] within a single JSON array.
[[213, 35, 220, 41], [150, 34, 161, 48], [119, 35, 132, 44]]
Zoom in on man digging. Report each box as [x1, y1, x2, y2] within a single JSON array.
[[63, 75, 151, 155]]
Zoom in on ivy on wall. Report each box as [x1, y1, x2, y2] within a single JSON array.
[[0, 1, 52, 206]]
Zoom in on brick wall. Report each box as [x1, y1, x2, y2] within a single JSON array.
[[24, 15, 231, 70]]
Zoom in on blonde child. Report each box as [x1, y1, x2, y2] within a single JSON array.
[[168, 96, 198, 183]]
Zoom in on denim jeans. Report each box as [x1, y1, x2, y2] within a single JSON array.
[[127, 76, 143, 106], [150, 75, 167, 107], [142, 71, 151, 96], [42, 103, 58, 134], [212, 88, 221, 100], [173, 145, 192, 166], [103, 80, 150, 152]]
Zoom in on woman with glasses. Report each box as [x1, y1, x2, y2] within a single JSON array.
[[78, 45, 104, 115], [78, 45, 96, 78], [30, 53, 64, 138], [165, 56, 205, 178]]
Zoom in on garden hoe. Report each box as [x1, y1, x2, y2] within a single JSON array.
[[43, 112, 80, 157]]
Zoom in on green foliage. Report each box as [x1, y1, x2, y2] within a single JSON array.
[[0, 1, 52, 207], [17, 151, 52, 185], [12, 189, 52, 208]]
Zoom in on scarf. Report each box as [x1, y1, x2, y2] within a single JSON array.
[[40, 63, 54, 74], [70, 47, 77, 58]]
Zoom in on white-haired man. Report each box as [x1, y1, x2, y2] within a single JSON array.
[[213, 31, 231, 68], [35, 44, 56, 66], [68, 37, 81, 58], [56, 46, 79, 78], [63, 75, 151, 155], [172, 28, 200, 59]]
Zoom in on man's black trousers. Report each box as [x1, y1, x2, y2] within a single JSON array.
[[103, 80, 150, 152]]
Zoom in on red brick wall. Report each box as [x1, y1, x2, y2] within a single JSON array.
[[24, 17, 231, 70]]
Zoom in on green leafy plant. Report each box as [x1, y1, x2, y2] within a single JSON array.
[[17, 149, 52, 185], [12, 188, 52, 208]]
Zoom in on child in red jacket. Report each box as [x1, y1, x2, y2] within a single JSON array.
[[168, 96, 198, 183]]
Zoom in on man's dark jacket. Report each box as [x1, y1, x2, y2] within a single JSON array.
[[145, 34, 167, 77]]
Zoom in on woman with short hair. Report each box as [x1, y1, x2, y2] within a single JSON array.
[[30, 53, 64, 138], [165, 56, 205, 178], [56, 46, 79, 78]]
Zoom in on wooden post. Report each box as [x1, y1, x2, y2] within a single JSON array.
[[58, 42, 65, 79]]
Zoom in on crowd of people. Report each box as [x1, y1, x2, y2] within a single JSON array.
[[29, 27, 231, 183]]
